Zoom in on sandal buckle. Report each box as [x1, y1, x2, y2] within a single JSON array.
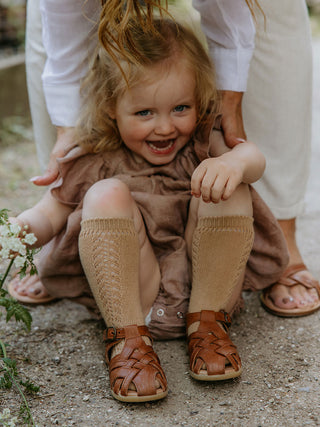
[[220, 310, 232, 328], [105, 326, 118, 342]]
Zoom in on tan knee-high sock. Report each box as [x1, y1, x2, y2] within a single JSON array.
[[79, 218, 145, 328], [188, 216, 254, 319]]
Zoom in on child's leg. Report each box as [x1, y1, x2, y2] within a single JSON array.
[[78, 178, 166, 402], [185, 183, 254, 381], [80, 178, 160, 327], [186, 183, 253, 317]]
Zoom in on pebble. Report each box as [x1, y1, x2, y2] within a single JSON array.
[[298, 387, 311, 392]]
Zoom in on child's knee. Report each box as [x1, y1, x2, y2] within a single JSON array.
[[83, 178, 133, 218], [196, 183, 253, 218]]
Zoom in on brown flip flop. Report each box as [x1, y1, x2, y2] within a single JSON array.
[[260, 263, 320, 317]]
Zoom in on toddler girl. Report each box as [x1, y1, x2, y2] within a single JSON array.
[[7, 15, 288, 402]]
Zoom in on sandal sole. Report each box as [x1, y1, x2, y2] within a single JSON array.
[[260, 293, 320, 318], [7, 280, 57, 305], [190, 367, 242, 382], [111, 389, 168, 403]]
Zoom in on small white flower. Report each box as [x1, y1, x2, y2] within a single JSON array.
[[0, 224, 9, 237], [5, 237, 26, 256], [13, 256, 25, 268], [0, 248, 10, 259], [0, 408, 18, 426], [23, 233, 37, 245], [9, 223, 21, 235]]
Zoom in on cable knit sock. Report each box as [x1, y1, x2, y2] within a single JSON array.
[[188, 216, 254, 334], [79, 218, 146, 355]]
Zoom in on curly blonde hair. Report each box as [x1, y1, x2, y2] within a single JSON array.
[[76, 14, 219, 153]]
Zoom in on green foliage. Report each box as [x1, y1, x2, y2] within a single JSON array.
[[0, 209, 10, 224], [0, 296, 32, 330], [0, 355, 39, 426], [20, 378, 40, 394], [0, 208, 39, 426], [0, 371, 13, 390]]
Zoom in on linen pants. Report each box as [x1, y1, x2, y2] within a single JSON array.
[[25, 0, 56, 172], [243, 0, 313, 219], [25, 0, 313, 219]]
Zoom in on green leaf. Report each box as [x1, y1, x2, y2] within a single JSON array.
[[3, 299, 32, 330], [0, 372, 13, 389], [20, 378, 40, 394], [0, 209, 9, 224]]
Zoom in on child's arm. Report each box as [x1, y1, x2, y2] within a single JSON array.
[[191, 136, 266, 204], [10, 189, 73, 248]]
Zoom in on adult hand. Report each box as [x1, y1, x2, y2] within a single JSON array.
[[219, 90, 246, 148], [30, 127, 75, 186]]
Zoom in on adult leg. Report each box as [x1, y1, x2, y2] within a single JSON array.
[[185, 183, 254, 380], [243, 0, 320, 314], [8, 0, 58, 303], [78, 178, 167, 402], [25, 0, 56, 171]]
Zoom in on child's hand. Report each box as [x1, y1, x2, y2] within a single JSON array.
[[191, 156, 243, 203]]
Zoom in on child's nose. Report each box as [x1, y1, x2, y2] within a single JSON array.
[[155, 115, 175, 135]]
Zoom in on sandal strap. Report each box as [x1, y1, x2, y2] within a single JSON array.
[[187, 310, 241, 376], [186, 310, 232, 330], [277, 263, 320, 295], [104, 325, 167, 398], [104, 325, 152, 343], [103, 325, 153, 363]]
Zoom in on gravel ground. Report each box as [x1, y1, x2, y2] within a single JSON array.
[[0, 38, 320, 427]]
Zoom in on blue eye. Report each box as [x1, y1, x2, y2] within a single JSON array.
[[174, 105, 188, 112], [136, 110, 151, 116]]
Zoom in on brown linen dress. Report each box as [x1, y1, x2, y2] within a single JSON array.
[[37, 129, 289, 340]]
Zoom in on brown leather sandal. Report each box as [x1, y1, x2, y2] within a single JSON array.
[[260, 263, 320, 317], [186, 310, 242, 381], [7, 271, 56, 304], [104, 325, 168, 402]]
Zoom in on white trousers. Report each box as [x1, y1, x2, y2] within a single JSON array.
[[25, 0, 56, 172], [25, 0, 313, 219], [243, 0, 313, 219]]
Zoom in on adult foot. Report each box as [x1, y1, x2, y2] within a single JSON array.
[[7, 272, 56, 304], [261, 264, 320, 317]]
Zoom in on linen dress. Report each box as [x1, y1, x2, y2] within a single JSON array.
[[37, 129, 289, 339]]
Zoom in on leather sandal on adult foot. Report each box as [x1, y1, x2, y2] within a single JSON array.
[[186, 310, 242, 381], [104, 325, 168, 402], [7, 272, 56, 304], [260, 263, 320, 317]]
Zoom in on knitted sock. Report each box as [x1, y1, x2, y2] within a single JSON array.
[[79, 218, 145, 354], [79, 217, 162, 393], [188, 216, 254, 333]]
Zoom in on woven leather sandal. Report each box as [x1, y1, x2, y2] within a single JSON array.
[[186, 310, 242, 381], [104, 324, 168, 402], [260, 263, 320, 317]]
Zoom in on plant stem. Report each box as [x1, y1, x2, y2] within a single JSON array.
[[0, 258, 14, 290], [0, 339, 7, 357], [1, 340, 35, 426], [0, 357, 35, 426]]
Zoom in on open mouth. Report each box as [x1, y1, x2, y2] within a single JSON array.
[[147, 139, 175, 154]]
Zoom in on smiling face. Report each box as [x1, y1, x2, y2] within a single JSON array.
[[111, 60, 197, 165]]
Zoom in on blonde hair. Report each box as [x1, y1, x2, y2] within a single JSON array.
[[77, 14, 219, 153]]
